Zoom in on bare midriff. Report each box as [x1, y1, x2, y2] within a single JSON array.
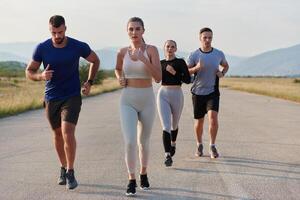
[[127, 79, 152, 88]]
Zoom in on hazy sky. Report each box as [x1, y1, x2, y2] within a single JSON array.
[[0, 0, 299, 56]]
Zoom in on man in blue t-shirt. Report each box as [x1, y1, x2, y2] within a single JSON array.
[[187, 27, 229, 159], [26, 15, 100, 190]]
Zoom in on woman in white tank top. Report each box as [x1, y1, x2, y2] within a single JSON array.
[[115, 17, 161, 196]]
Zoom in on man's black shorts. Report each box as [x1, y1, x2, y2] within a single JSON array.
[[192, 92, 219, 119], [44, 96, 82, 130]]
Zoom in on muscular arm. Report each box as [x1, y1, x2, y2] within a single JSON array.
[[25, 60, 43, 81], [220, 60, 229, 75], [84, 50, 100, 81], [81, 50, 100, 96]]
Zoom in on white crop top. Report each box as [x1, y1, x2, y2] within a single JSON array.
[[122, 48, 151, 79]]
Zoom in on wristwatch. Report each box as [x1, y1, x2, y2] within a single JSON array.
[[87, 79, 94, 85]]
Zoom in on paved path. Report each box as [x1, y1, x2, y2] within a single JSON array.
[[0, 85, 299, 200]]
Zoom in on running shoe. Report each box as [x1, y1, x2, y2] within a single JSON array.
[[195, 144, 203, 157]]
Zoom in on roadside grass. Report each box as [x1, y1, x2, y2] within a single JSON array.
[[220, 77, 300, 103], [0, 77, 120, 118], [2, 76, 299, 118]]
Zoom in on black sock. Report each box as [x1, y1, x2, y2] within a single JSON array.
[[171, 128, 178, 142], [163, 130, 171, 153], [129, 179, 136, 183]]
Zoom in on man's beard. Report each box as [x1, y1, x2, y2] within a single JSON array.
[[54, 36, 65, 44]]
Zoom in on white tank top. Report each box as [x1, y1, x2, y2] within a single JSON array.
[[122, 48, 151, 79]]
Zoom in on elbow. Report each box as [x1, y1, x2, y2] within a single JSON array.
[[183, 78, 191, 84], [25, 68, 30, 79], [154, 76, 161, 83], [187, 75, 192, 83], [184, 79, 191, 84], [95, 58, 100, 70], [114, 69, 119, 78], [154, 78, 161, 83]]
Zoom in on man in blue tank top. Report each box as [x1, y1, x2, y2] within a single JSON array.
[[26, 15, 100, 190], [187, 27, 229, 159]]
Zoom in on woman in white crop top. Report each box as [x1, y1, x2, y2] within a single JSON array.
[[115, 17, 161, 196]]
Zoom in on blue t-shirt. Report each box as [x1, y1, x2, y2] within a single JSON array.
[[32, 37, 91, 101]]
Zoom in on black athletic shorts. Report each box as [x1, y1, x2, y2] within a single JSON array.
[[192, 91, 219, 119], [44, 96, 82, 130]]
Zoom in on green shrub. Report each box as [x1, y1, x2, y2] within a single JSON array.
[[102, 69, 116, 78], [293, 79, 300, 83], [79, 63, 105, 85]]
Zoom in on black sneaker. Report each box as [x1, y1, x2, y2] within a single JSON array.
[[170, 144, 176, 157], [66, 169, 78, 190], [57, 167, 66, 185], [210, 145, 219, 158], [195, 144, 203, 157], [126, 179, 137, 196], [164, 155, 173, 167], [140, 174, 150, 190]]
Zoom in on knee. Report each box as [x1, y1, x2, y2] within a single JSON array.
[[62, 132, 76, 145], [195, 119, 204, 128], [125, 141, 136, 151], [53, 129, 63, 139], [138, 140, 149, 151]]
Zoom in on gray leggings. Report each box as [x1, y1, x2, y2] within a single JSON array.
[[157, 86, 184, 133], [120, 87, 156, 174]]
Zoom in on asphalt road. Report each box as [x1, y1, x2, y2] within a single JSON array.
[[0, 84, 299, 200]]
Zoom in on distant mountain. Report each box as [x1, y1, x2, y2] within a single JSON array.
[[0, 42, 245, 70], [0, 42, 36, 62], [0, 51, 28, 62], [226, 55, 246, 67], [95, 47, 119, 69], [1, 42, 299, 77], [229, 44, 300, 76]]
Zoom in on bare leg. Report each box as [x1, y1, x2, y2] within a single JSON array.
[[53, 127, 67, 167], [128, 173, 135, 180], [61, 121, 76, 170], [140, 167, 147, 175], [207, 110, 218, 145], [194, 118, 205, 144]]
